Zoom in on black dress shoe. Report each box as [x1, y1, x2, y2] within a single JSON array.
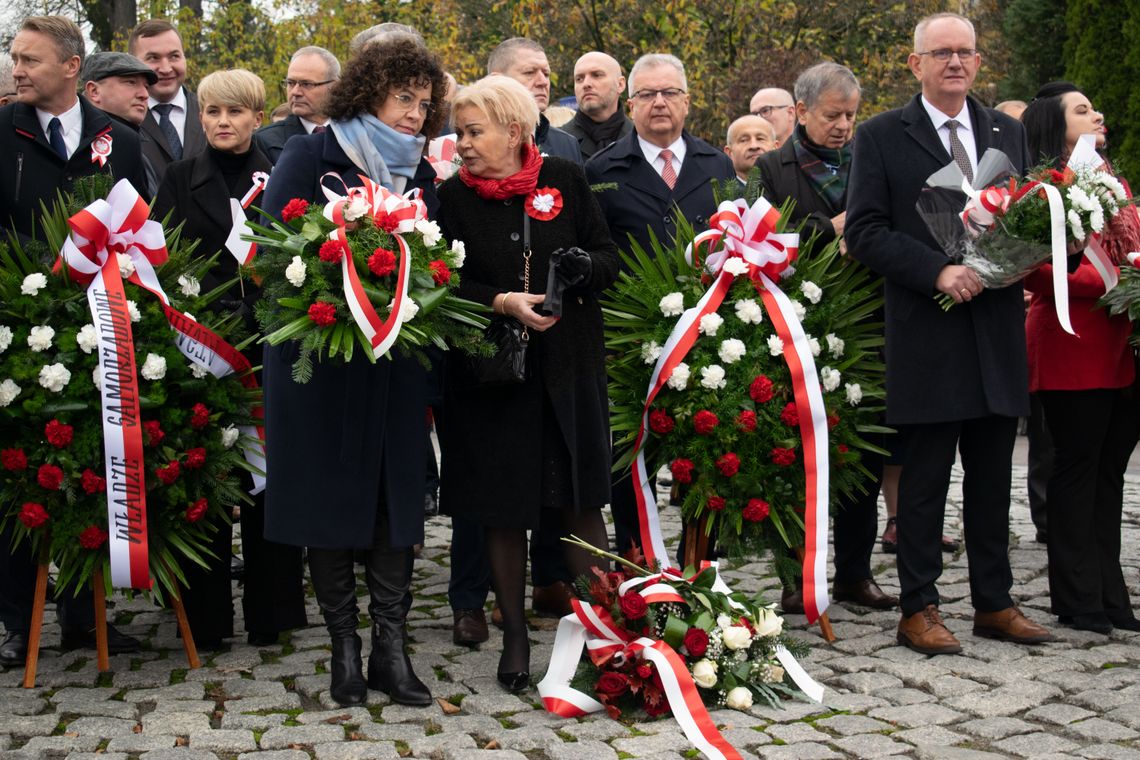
[[1108, 614, 1140, 632], [453, 609, 489, 646], [0, 631, 27, 666], [230, 556, 246, 581], [1059, 613, 1113, 635], [833, 579, 898, 610], [247, 631, 279, 646], [497, 670, 529, 693], [60, 623, 141, 653]]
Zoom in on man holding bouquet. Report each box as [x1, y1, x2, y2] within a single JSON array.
[[846, 11, 1052, 654]]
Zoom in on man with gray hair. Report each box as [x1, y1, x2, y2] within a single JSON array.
[[349, 22, 424, 54], [255, 46, 339, 164], [487, 37, 581, 162], [749, 86, 796, 145]]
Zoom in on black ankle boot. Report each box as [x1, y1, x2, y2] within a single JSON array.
[[330, 633, 367, 706], [308, 548, 367, 707], [367, 619, 431, 705]]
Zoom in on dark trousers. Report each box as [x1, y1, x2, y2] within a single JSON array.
[[1026, 393, 1053, 537], [833, 444, 885, 584], [611, 470, 645, 557], [0, 523, 92, 634], [447, 515, 572, 610], [896, 416, 1017, 616], [1038, 388, 1139, 617]]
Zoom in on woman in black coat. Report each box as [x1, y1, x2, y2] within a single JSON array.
[[151, 68, 307, 650], [438, 76, 618, 691], [260, 38, 448, 708]]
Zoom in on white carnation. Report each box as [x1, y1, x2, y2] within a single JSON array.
[[91, 366, 102, 391], [659, 292, 685, 317], [722, 257, 749, 276], [396, 298, 419, 322], [691, 659, 718, 689], [718, 338, 746, 364], [76, 324, 99, 354], [845, 382, 863, 406], [698, 312, 724, 336], [285, 256, 307, 287], [666, 362, 690, 390], [1068, 209, 1086, 242], [725, 686, 753, 711], [27, 325, 55, 352], [450, 239, 466, 268], [21, 273, 48, 296], [767, 334, 784, 356], [820, 366, 841, 392], [800, 280, 823, 304], [190, 362, 210, 379], [641, 340, 663, 365], [1090, 206, 1105, 234], [791, 300, 806, 321], [0, 378, 21, 406], [807, 335, 821, 357], [734, 298, 763, 325], [221, 425, 240, 449], [700, 364, 727, 389], [127, 300, 141, 323], [117, 252, 136, 278], [38, 363, 71, 393], [415, 219, 443, 247], [178, 274, 201, 297], [0, 325, 10, 354], [140, 353, 167, 381], [826, 333, 845, 358], [342, 196, 371, 222]]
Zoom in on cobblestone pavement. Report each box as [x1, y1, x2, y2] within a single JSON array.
[[2, 461, 1139, 760]]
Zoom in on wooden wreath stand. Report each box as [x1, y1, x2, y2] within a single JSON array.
[[22, 553, 200, 688], [680, 513, 835, 643]]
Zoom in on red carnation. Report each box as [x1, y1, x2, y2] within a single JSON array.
[[368, 247, 397, 277], [693, 410, 718, 435], [318, 239, 346, 263], [649, 409, 674, 435], [280, 198, 309, 222], [156, 461, 181, 485], [185, 497, 208, 523], [19, 502, 49, 529], [37, 463, 64, 491], [596, 671, 630, 698], [780, 402, 799, 427], [429, 260, 451, 286], [308, 301, 337, 327], [770, 447, 797, 466], [190, 403, 210, 430], [44, 419, 73, 448], [736, 410, 757, 432], [1, 448, 27, 471], [619, 591, 649, 620], [716, 453, 740, 477], [743, 498, 771, 522], [143, 420, 165, 446], [749, 375, 774, 403], [670, 458, 695, 484], [373, 210, 400, 233], [79, 526, 108, 549], [838, 444, 849, 453], [683, 627, 709, 657], [80, 469, 106, 494], [827, 412, 840, 429], [707, 495, 726, 512], [184, 447, 207, 470], [636, 662, 654, 680]]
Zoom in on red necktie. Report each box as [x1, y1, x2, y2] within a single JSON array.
[[660, 148, 677, 190]]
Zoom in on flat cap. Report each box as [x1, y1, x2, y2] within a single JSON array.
[[81, 52, 158, 85]]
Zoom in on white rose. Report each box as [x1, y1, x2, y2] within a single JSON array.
[[698, 312, 724, 336], [450, 239, 466, 268], [718, 338, 746, 364], [820, 366, 841, 392], [285, 256, 307, 287], [190, 362, 210, 379], [221, 425, 240, 449], [734, 298, 763, 325], [845, 382, 863, 406], [415, 219, 443, 247], [722, 625, 753, 650], [691, 659, 718, 689], [27, 325, 55, 352], [641, 341, 663, 365], [791, 300, 806, 321], [800, 280, 822, 304], [722, 257, 749, 276], [76, 324, 99, 354], [38, 363, 71, 393], [659, 292, 685, 317], [0, 378, 21, 406], [178, 274, 201, 297], [752, 607, 784, 638], [807, 336, 821, 357], [700, 364, 727, 390], [117, 252, 136, 278], [127, 300, 141, 323], [91, 366, 102, 391], [342, 196, 371, 222], [21, 272, 48, 296], [666, 362, 690, 391], [826, 333, 845, 358], [716, 614, 733, 630], [0, 325, 12, 354], [767, 335, 784, 356], [725, 686, 753, 711], [140, 353, 167, 381]]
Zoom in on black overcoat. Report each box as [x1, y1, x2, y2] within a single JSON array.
[[755, 139, 842, 248], [253, 114, 308, 165], [845, 94, 1031, 425], [260, 130, 436, 549], [436, 158, 619, 528], [140, 86, 207, 182]]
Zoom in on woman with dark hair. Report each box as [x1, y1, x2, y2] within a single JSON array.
[[260, 37, 446, 707], [1022, 82, 1140, 634]]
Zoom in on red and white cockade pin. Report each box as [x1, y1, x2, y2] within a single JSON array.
[[90, 133, 113, 167], [524, 187, 563, 222]]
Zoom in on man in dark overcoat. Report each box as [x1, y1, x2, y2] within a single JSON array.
[[254, 46, 338, 165]]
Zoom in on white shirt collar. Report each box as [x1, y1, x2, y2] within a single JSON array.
[[300, 116, 328, 133], [637, 134, 686, 170], [921, 95, 972, 133], [149, 86, 187, 112], [36, 98, 83, 156]]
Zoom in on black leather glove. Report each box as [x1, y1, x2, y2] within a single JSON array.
[[541, 247, 594, 317]]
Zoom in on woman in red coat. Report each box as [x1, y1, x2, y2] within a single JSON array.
[[1022, 82, 1140, 634]]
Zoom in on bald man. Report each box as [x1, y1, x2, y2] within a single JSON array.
[[564, 51, 633, 159], [724, 114, 777, 181], [749, 86, 796, 145]]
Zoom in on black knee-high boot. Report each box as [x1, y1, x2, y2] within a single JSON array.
[[308, 548, 366, 707], [364, 542, 431, 705]]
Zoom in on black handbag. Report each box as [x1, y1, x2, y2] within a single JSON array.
[[468, 211, 532, 387]]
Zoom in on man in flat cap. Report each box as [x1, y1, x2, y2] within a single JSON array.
[[82, 51, 161, 195]]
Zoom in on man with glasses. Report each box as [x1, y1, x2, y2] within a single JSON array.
[[255, 46, 339, 165], [749, 87, 795, 146], [846, 12, 1052, 655]]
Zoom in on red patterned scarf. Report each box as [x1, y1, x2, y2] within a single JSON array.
[[459, 143, 543, 200]]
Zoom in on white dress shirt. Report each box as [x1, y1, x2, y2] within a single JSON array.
[[37, 98, 83, 158], [300, 116, 328, 134], [638, 134, 686, 182], [149, 87, 189, 144], [921, 95, 978, 178]]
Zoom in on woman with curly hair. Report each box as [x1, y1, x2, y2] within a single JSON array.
[[261, 36, 446, 707]]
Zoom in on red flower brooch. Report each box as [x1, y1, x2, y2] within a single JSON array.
[[524, 187, 563, 222]]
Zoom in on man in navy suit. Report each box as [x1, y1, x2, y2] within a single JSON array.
[[846, 11, 1053, 655]]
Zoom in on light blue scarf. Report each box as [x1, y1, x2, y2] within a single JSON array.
[[330, 113, 426, 190]]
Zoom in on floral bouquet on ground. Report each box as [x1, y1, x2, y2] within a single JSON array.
[[247, 177, 488, 383], [0, 176, 262, 601]]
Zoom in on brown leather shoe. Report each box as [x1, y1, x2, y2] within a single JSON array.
[[491, 603, 503, 629], [973, 606, 1054, 644], [833, 579, 898, 610], [780, 586, 804, 614], [532, 581, 575, 618], [881, 517, 898, 554], [940, 535, 961, 553], [452, 609, 489, 646], [897, 605, 962, 655]]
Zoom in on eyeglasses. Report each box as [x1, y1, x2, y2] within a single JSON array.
[[631, 88, 686, 103], [750, 104, 792, 118], [917, 48, 977, 62], [389, 91, 435, 116], [282, 78, 335, 91]]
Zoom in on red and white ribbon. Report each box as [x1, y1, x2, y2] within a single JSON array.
[[427, 135, 458, 183], [225, 171, 270, 266], [90, 131, 113, 168]]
